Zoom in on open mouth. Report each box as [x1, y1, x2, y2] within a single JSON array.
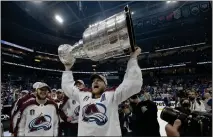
[[94, 85, 99, 89]]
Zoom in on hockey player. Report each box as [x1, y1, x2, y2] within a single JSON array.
[[59, 80, 84, 136], [9, 82, 42, 136], [60, 46, 143, 136], [16, 82, 59, 136]]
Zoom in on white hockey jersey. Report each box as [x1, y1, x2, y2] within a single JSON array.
[[16, 99, 59, 136], [61, 98, 80, 124], [10, 94, 35, 133], [62, 58, 143, 136]]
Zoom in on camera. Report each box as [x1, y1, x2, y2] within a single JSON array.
[[160, 107, 212, 136]]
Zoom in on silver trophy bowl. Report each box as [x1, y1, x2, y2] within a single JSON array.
[[58, 5, 135, 62]]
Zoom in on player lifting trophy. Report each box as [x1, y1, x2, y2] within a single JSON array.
[[58, 6, 143, 136]]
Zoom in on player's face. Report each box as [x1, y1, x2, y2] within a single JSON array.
[[75, 82, 85, 89], [92, 78, 106, 95], [37, 87, 48, 100], [56, 92, 64, 99]]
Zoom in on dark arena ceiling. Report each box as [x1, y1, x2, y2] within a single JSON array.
[[1, 1, 212, 87]]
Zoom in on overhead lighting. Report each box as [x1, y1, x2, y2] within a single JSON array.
[[34, 59, 41, 62], [131, 11, 135, 15], [167, 1, 177, 3], [55, 14, 63, 24]]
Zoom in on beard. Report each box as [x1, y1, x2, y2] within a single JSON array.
[[36, 92, 46, 100], [92, 87, 105, 95]]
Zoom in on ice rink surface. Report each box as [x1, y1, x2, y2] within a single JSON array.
[[3, 110, 167, 137]]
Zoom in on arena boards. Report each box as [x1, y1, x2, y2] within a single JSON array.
[[154, 101, 175, 110]]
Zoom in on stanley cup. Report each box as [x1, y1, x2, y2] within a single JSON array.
[[58, 5, 136, 63]]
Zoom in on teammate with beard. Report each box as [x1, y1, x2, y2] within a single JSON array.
[[9, 82, 42, 136], [59, 80, 85, 136], [60, 46, 142, 136], [15, 83, 59, 136]]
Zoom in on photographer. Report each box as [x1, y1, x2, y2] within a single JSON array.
[[130, 94, 160, 136], [165, 119, 182, 136], [175, 98, 191, 115], [162, 106, 212, 137]]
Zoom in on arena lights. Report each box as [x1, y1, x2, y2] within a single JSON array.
[[155, 42, 206, 52], [197, 61, 212, 65], [1, 40, 34, 52], [36, 51, 58, 57], [4, 60, 211, 74], [3, 61, 118, 74], [166, 1, 177, 4], [55, 14, 63, 24], [141, 64, 186, 71]]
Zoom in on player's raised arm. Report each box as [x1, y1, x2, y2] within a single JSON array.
[[59, 44, 81, 103], [113, 47, 143, 104]]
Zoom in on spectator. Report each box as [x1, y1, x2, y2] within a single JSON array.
[[188, 89, 206, 112], [203, 92, 212, 112]]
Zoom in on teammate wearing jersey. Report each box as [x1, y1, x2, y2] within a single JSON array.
[[59, 80, 84, 136], [9, 82, 42, 136], [16, 82, 59, 136], [60, 47, 142, 136]]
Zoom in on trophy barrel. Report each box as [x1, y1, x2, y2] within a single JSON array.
[[71, 40, 89, 59], [82, 5, 136, 61]]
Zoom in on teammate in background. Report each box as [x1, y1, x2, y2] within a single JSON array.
[[74, 80, 85, 90], [51, 89, 57, 100], [16, 83, 59, 136], [59, 80, 84, 136], [53, 89, 65, 136], [54, 89, 64, 106], [19, 90, 29, 99], [9, 82, 42, 136], [60, 46, 142, 136]]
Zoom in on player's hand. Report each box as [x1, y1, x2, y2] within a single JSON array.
[[130, 46, 141, 58], [67, 116, 73, 122], [58, 44, 76, 70], [165, 119, 181, 137]]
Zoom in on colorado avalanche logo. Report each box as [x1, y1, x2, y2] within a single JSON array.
[[74, 105, 80, 116], [82, 103, 108, 126], [28, 114, 52, 132]]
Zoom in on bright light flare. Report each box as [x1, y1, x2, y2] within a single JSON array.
[[55, 15, 63, 24], [167, 1, 176, 3]]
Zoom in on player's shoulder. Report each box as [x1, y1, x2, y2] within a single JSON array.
[[19, 93, 35, 103], [20, 99, 37, 112], [46, 99, 58, 109]]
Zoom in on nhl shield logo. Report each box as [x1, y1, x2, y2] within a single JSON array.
[[30, 109, 35, 115]]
